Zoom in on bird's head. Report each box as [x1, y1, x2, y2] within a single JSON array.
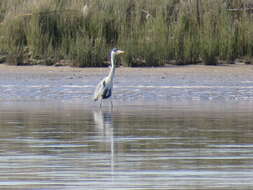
[[111, 48, 125, 56]]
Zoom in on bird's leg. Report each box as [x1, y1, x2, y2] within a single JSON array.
[[110, 100, 113, 110], [100, 99, 103, 108]]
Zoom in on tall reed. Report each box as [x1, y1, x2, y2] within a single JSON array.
[[0, 0, 252, 66]]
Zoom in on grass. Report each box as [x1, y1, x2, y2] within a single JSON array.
[[0, 0, 252, 66]]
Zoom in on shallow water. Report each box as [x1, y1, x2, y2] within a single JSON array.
[[1, 103, 253, 190], [1, 66, 253, 102]]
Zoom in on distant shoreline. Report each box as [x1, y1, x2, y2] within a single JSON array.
[[0, 63, 253, 103], [0, 63, 252, 76]]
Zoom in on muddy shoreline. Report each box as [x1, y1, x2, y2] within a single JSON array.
[[0, 64, 253, 103], [0, 63, 252, 76]]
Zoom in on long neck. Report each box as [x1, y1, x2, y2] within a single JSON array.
[[108, 53, 116, 81]]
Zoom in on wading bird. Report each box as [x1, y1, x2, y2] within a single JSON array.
[[93, 48, 125, 107]]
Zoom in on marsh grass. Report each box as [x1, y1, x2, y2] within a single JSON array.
[[0, 0, 252, 66]]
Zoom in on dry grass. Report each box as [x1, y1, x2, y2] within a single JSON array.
[[0, 0, 252, 66]]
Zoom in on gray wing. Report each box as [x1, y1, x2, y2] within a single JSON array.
[[102, 86, 112, 99], [93, 78, 106, 101]]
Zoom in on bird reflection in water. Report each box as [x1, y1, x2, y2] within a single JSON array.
[[93, 110, 115, 176]]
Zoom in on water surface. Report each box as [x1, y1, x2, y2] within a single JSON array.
[[0, 103, 253, 190], [1, 65, 253, 102]]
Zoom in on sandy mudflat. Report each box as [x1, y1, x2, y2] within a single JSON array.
[[0, 63, 253, 103], [0, 63, 252, 77]]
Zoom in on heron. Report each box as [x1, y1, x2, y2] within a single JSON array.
[[93, 48, 125, 107]]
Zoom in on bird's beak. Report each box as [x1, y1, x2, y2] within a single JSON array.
[[117, 50, 125, 54]]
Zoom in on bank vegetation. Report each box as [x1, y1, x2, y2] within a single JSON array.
[[0, 0, 252, 66]]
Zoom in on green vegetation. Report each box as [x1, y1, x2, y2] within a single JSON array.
[[0, 0, 252, 66]]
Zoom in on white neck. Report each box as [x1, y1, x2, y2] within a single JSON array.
[[108, 53, 116, 81]]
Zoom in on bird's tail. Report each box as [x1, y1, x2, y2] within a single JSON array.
[[93, 95, 99, 101]]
